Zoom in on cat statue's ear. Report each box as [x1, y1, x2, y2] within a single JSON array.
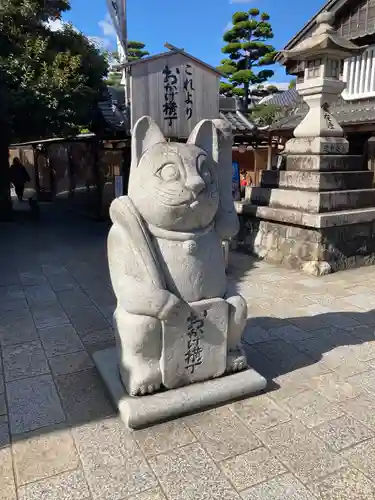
[[131, 116, 166, 170], [187, 120, 219, 163]]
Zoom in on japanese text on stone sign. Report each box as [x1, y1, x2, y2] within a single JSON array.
[[185, 311, 206, 373], [184, 64, 194, 120], [162, 64, 179, 126]]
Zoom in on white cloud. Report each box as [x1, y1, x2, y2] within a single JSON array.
[[87, 36, 112, 50], [45, 18, 64, 31], [98, 13, 117, 38], [45, 18, 79, 33]]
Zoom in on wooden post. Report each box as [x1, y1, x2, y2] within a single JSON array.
[[267, 134, 273, 170]]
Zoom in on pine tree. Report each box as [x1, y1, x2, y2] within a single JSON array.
[[106, 41, 149, 88], [218, 9, 277, 110]]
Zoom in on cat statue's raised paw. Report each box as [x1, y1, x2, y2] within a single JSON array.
[[107, 115, 248, 397]]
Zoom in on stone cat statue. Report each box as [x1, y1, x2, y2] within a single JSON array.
[[107, 116, 248, 396]]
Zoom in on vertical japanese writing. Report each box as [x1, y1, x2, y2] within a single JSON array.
[[185, 311, 206, 373], [162, 64, 179, 126], [184, 64, 194, 120]]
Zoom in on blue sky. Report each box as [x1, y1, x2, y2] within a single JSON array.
[[63, 0, 327, 82]]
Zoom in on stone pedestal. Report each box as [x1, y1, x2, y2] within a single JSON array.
[[236, 138, 375, 276]]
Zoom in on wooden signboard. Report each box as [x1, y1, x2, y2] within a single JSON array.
[[130, 50, 221, 139]]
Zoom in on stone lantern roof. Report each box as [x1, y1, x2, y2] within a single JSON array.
[[281, 12, 362, 62]]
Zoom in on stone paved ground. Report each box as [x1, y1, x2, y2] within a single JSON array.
[[2, 207, 375, 499]]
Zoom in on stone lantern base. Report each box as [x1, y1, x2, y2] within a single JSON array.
[[235, 138, 375, 276]]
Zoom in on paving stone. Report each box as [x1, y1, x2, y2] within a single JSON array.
[[322, 348, 370, 378], [253, 339, 313, 373], [72, 417, 157, 500], [241, 325, 279, 345], [313, 415, 374, 452], [56, 289, 92, 309], [307, 372, 361, 403], [67, 305, 110, 335], [49, 351, 94, 376], [0, 394, 6, 416], [135, 420, 196, 457], [0, 415, 9, 448], [38, 325, 83, 358], [220, 447, 286, 491], [78, 328, 115, 347], [47, 275, 77, 292], [0, 447, 16, 500], [342, 393, 375, 431], [148, 442, 239, 500], [30, 305, 70, 329], [7, 375, 65, 435], [0, 285, 25, 301], [54, 368, 114, 425], [310, 467, 375, 500], [20, 272, 48, 287], [0, 298, 29, 313], [0, 315, 38, 346], [3, 341, 50, 382], [341, 437, 375, 478], [232, 394, 290, 432], [241, 472, 316, 500], [24, 285, 57, 306], [13, 427, 80, 486], [281, 389, 343, 428], [184, 407, 261, 462], [289, 312, 330, 332], [128, 489, 167, 500], [257, 420, 346, 482], [268, 324, 313, 343], [17, 469, 90, 500]]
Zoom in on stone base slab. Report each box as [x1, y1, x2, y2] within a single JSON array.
[[260, 170, 373, 191], [245, 187, 375, 214], [235, 203, 375, 229], [284, 137, 349, 155], [235, 214, 375, 275], [93, 347, 267, 430], [286, 154, 362, 172]]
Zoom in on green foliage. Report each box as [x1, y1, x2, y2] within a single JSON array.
[[289, 79, 297, 89], [0, 0, 108, 143], [105, 40, 149, 89], [218, 8, 276, 107], [250, 103, 281, 126], [128, 40, 149, 62]]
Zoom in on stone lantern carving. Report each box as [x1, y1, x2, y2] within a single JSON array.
[[282, 11, 361, 139]]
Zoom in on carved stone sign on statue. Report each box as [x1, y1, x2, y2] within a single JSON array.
[[93, 115, 266, 429]]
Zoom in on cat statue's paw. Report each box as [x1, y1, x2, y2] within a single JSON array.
[[126, 363, 162, 397], [226, 347, 247, 373]]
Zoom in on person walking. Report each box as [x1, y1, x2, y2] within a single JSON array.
[[9, 157, 31, 201]]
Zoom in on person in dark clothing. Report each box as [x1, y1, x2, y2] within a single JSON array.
[[9, 157, 31, 201]]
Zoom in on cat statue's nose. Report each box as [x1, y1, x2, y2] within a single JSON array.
[[185, 175, 205, 196]]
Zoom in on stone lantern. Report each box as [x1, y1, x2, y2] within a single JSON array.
[[282, 11, 361, 140], [237, 11, 375, 276]]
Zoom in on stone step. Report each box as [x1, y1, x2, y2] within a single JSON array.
[[260, 170, 374, 191], [245, 187, 375, 214], [235, 202, 375, 228], [286, 154, 365, 171]]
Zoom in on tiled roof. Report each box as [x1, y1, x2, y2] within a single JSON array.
[[261, 88, 301, 108], [220, 110, 257, 134], [271, 95, 375, 131]]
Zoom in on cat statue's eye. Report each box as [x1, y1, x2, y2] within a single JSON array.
[[156, 163, 180, 182]]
